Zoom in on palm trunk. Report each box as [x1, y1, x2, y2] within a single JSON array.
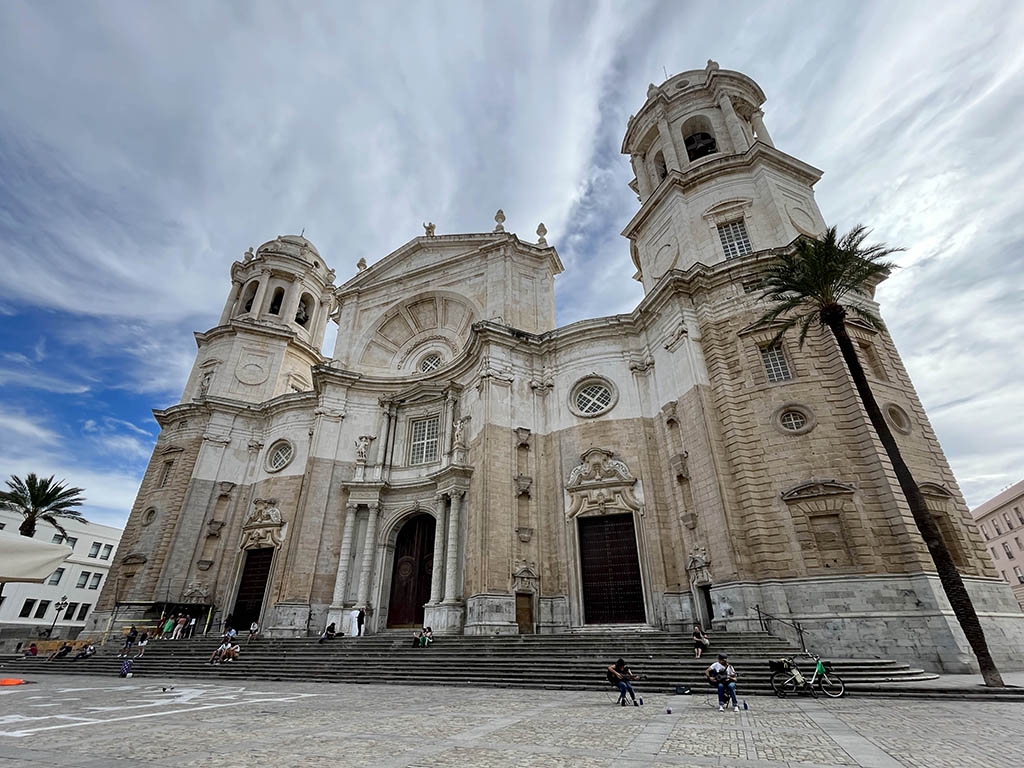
[[824, 311, 1003, 686], [19, 517, 36, 537]]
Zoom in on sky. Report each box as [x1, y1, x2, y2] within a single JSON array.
[[1, 0, 1022, 528]]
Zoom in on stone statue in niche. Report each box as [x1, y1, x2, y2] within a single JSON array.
[[354, 435, 376, 463], [197, 371, 212, 398], [453, 417, 467, 449]]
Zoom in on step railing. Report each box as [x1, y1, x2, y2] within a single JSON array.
[[753, 604, 807, 653]]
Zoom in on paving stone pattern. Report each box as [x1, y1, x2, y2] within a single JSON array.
[[0, 674, 1020, 767]]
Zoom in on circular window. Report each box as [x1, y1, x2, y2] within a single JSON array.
[[885, 404, 912, 434], [141, 508, 157, 526], [780, 410, 807, 431], [419, 353, 443, 373], [772, 403, 816, 436], [266, 440, 295, 472], [569, 376, 618, 418]]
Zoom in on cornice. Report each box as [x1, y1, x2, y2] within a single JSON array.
[[621, 144, 824, 240], [194, 320, 325, 363]]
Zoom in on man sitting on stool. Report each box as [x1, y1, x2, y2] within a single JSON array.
[[607, 658, 642, 707], [706, 653, 739, 712]]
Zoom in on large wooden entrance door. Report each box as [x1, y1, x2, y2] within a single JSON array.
[[515, 593, 534, 634], [232, 547, 274, 629], [387, 514, 436, 628], [578, 514, 646, 624]]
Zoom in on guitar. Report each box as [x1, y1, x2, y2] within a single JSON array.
[[606, 669, 647, 684]]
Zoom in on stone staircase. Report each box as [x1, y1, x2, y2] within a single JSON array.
[[8, 629, 972, 697]]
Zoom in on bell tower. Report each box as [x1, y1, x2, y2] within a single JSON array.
[[621, 60, 828, 292], [182, 235, 337, 404]]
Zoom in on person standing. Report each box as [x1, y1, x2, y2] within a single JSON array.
[[186, 615, 197, 638], [161, 615, 174, 639], [356, 609, 365, 637], [173, 614, 187, 640], [135, 631, 150, 658]]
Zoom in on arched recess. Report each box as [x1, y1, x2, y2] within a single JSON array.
[[295, 292, 315, 327], [356, 291, 481, 372], [681, 114, 718, 161], [238, 281, 259, 316], [780, 480, 859, 571], [652, 150, 668, 183], [268, 287, 285, 315], [374, 504, 446, 629], [919, 483, 968, 569], [564, 449, 651, 627]]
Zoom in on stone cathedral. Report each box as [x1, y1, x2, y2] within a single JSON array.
[[90, 62, 1024, 672]]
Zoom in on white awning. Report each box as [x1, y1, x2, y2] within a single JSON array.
[[0, 531, 73, 582]]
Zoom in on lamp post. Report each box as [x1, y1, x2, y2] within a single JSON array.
[[48, 595, 69, 638]]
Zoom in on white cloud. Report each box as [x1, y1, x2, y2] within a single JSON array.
[[0, 408, 60, 445]]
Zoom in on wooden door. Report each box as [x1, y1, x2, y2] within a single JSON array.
[[232, 547, 274, 629], [578, 514, 646, 624], [387, 514, 436, 628], [515, 593, 534, 634]]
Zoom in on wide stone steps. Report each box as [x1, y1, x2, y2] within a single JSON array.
[[12, 629, 986, 697]]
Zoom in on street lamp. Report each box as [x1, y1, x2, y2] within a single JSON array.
[[48, 595, 69, 638]]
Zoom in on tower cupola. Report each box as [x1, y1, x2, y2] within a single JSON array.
[[621, 61, 826, 292]]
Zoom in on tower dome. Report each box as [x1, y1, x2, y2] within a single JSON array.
[[620, 61, 826, 291]]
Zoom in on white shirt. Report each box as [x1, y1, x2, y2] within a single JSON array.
[[709, 662, 736, 678]]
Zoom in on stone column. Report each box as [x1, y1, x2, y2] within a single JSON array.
[[331, 503, 358, 606], [718, 93, 749, 153], [219, 280, 242, 325], [442, 390, 456, 467], [356, 502, 380, 607], [750, 109, 774, 147], [656, 116, 683, 172], [443, 491, 463, 603], [282, 279, 303, 327], [631, 153, 653, 199], [429, 494, 448, 604], [250, 270, 271, 319]]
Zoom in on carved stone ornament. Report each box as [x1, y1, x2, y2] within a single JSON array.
[[512, 560, 538, 593], [218, 482, 236, 497], [663, 322, 689, 351], [687, 545, 712, 586], [476, 356, 513, 390], [240, 498, 285, 550], [516, 526, 534, 543], [247, 439, 265, 454], [354, 434, 376, 463], [181, 581, 210, 604], [564, 448, 644, 522], [122, 553, 148, 566], [202, 431, 231, 445], [206, 519, 226, 538], [670, 452, 689, 482], [629, 354, 655, 375], [781, 480, 856, 502], [196, 559, 214, 571], [494, 209, 506, 232], [514, 474, 533, 497], [514, 427, 532, 448], [536, 222, 547, 246], [529, 376, 553, 395]]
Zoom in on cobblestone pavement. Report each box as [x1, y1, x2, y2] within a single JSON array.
[[0, 674, 1020, 767]]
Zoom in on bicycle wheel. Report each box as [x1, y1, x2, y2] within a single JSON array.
[[818, 672, 846, 698], [770, 671, 796, 696]]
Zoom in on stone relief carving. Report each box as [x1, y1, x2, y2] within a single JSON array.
[[514, 474, 533, 497], [181, 581, 210, 604], [687, 545, 712, 586], [564, 448, 644, 522], [512, 560, 538, 593], [197, 371, 213, 398], [240, 498, 285, 550], [663, 321, 689, 351]]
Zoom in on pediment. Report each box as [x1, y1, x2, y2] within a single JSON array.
[[919, 482, 954, 499], [386, 381, 459, 406], [781, 480, 857, 501]]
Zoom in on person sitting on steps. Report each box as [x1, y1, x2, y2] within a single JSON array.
[[606, 658, 642, 707], [318, 622, 337, 644], [706, 653, 739, 712], [418, 627, 434, 647], [693, 623, 709, 659], [209, 640, 232, 665]]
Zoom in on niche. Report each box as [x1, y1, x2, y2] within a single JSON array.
[[682, 115, 718, 161], [268, 287, 285, 315]]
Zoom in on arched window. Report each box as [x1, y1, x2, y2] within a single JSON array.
[[682, 115, 718, 162], [268, 287, 285, 315], [652, 150, 668, 183], [239, 281, 259, 315], [295, 293, 314, 327]]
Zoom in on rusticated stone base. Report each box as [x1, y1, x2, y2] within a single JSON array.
[[423, 602, 465, 634], [463, 593, 518, 635]]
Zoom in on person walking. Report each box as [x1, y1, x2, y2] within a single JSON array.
[[119, 625, 138, 658], [693, 624, 709, 659], [173, 614, 187, 640], [161, 615, 174, 639]]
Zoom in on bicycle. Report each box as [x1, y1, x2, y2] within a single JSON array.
[[769, 652, 845, 698]]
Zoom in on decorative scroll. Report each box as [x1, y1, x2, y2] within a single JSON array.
[[240, 498, 285, 550], [564, 448, 644, 522]]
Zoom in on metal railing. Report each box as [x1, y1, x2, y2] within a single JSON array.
[[754, 604, 808, 653]]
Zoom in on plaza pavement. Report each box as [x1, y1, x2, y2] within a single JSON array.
[[0, 673, 1019, 767]]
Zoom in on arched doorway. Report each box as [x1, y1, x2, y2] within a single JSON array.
[[386, 514, 436, 628]]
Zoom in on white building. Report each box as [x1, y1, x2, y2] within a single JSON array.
[[0, 510, 122, 642]]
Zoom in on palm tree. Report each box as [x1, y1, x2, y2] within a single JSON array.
[[757, 225, 1003, 687], [0, 473, 87, 539]]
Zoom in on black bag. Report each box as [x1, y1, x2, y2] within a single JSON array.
[[768, 658, 791, 673], [674, 685, 691, 695]]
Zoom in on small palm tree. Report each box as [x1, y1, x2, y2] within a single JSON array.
[[757, 225, 1003, 687], [0, 473, 88, 539]]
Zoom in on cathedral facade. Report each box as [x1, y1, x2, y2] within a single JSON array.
[[89, 62, 1024, 672]]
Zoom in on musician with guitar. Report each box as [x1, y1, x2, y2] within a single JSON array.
[[706, 653, 739, 711], [606, 658, 643, 707]]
